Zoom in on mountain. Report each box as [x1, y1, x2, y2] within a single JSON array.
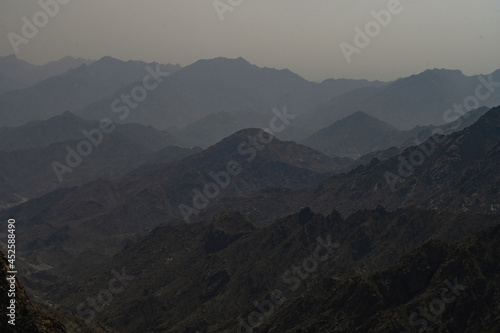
[[0, 111, 181, 152], [0, 112, 189, 208], [203, 106, 500, 222], [0, 129, 348, 287], [283, 68, 500, 140], [1, 103, 498, 332], [0, 56, 181, 127], [77, 57, 382, 134], [302, 107, 490, 158], [0, 134, 167, 208], [31, 206, 500, 332], [265, 223, 500, 332], [366, 68, 482, 127], [0, 55, 92, 94], [302, 111, 400, 158], [0, 249, 117, 332], [2, 105, 498, 283], [0, 111, 95, 151]]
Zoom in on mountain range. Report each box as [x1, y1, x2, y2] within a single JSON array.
[[76, 57, 382, 142], [203, 106, 500, 224], [0, 55, 499, 332], [0, 56, 181, 127], [0, 55, 92, 94], [282, 68, 500, 141], [2, 56, 499, 149], [0, 112, 195, 208], [17, 206, 500, 332], [301, 107, 489, 158], [0, 106, 496, 311]]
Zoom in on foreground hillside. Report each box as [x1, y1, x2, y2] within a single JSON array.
[[0, 251, 64, 332], [265, 223, 500, 332], [35, 207, 500, 332]]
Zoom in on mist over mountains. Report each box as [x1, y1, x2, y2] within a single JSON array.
[[0, 56, 181, 127], [0, 55, 92, 94], [0, 54, 499, 332], [302, 107, 490, 158]]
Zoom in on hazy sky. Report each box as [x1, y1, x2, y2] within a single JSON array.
[[0, 0, 499, 82]]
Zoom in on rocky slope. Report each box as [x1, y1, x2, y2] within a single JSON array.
[[37, 206, 500, 332]]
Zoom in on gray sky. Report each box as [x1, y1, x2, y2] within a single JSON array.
[[0, 0, 499, 82]]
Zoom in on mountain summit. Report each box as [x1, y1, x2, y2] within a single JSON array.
[[302, 111, 400, 157]]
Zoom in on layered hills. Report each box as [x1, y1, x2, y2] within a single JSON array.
[[0, 55, 499, 332], [0, 55, 92, 94], [0, 129, 347, 300], [283, 69, 500, 140], [34, 207, 500, 332], [0, 56, 180, 127], [205, 106, 500, 222], [301, 107, 489, 158], [0, 112, 193, 208], [76, 57, 383, 146]]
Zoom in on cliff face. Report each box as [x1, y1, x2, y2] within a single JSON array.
[[0, 249, 66, 333]]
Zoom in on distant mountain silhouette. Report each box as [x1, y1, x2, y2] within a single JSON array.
[[77, 57, 382, 135], [302, 111, 400, 157], [0, 56, 181, 127], [283, 68, 500, 140], [0, 112, 188, 208], [302, 107, 489, 158], [0, 55, 92, 94], [0, 111, 181, 152]]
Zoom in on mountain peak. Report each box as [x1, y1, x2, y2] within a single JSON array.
[[93, 56, 124, 66], [407, 68, 465, 81], [335, 111, 397, 130], [423, 68, 463, 75], [346, 110, 373, 120], [188, 57, 253, 70], [302, 111, 399, 157], [211, 56, 251, 65]]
